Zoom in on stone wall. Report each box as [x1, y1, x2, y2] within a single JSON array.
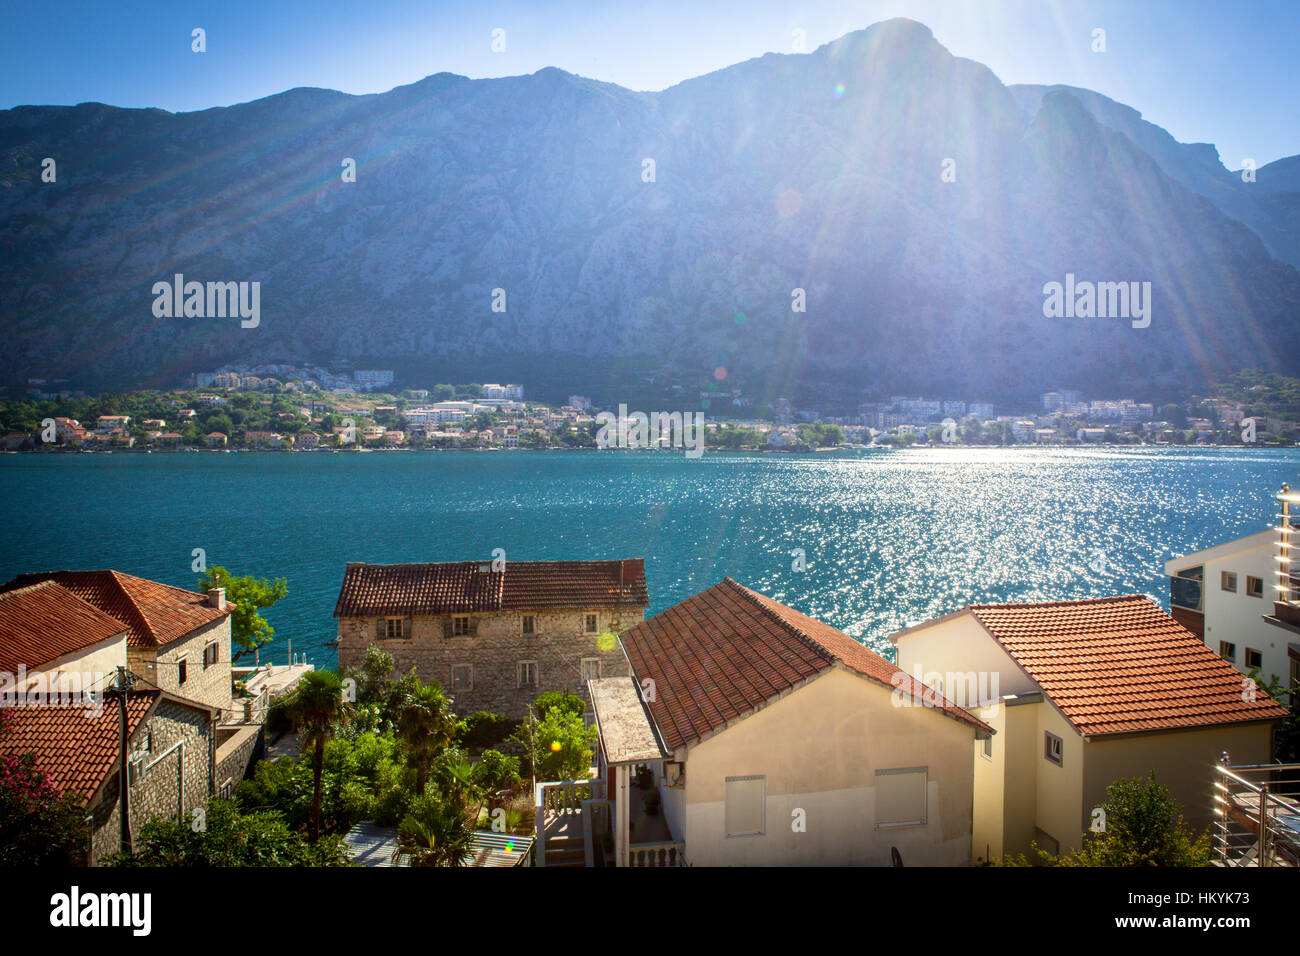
[[215, 724, 263, 797], [338, 607, 644, 717], [128, 617, 232, 714], [89, 697, 214, 864]]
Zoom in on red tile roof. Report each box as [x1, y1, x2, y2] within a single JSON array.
[[620, 578, 989, 751], [0, 691, 157, 799], [333, 559, 649, 616], [0, 570, 228, 649], [966, 594, 1290, 736], [0, 581, 129, 673]]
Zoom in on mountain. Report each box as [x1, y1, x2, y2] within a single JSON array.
[[1, 17, 1298, 404]]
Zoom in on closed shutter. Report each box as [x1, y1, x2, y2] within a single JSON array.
[[469, 617, 478, 637], [442, 617, 453, 639], [405, 617, 413, 639]]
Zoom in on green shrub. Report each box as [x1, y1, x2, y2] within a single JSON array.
[[456, 711, 518, 751]]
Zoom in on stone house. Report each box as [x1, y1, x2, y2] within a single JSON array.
[[334, 559, 649, 717], [2, 569, 234, 717], [0, 688, 218, 864]]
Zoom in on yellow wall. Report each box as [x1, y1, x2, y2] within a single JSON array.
[[681, 666, 977, 866], [1083, 722, 1276, 837]]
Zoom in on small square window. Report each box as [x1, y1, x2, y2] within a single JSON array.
[[1220, 641, 1236, 661], [1246, 576, 1264, 598], [1245, 648, 1263, 670], [453, 615, 471, 637], [585, 614, 598, 633], [522, 615, 535, 635], [1044, 732, 1063, 766], [518, 662, 538, 687], [383, 618, 404, 639], [451, 665, 473, 692], [1221, 571, 1238, 592]]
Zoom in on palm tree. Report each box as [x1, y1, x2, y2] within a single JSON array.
[[393, 794, 475, 867], [395, 680, 455, 795], [284, 670, 343, 841]]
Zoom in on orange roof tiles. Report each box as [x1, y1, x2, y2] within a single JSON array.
[[333, 559, 649, 616], [620, 578, 989, 751], [0, 691, 157, 799], [967, 594, 1290, 736], [0, 581, 128, 673], [0, 570, 228, 649]]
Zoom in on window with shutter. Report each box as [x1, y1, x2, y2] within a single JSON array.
[[875, 768, 928, 827], [725, 776, 765, 836]]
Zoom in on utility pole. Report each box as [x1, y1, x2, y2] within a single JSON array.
[[104, 665, 137, 856]]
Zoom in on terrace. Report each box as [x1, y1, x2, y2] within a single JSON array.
[[533, 678, 685, 867]]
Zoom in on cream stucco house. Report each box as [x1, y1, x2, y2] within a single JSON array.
[[891, 594, 1288, 863], [558, 578, 991, 867]]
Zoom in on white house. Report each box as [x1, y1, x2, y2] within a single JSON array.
[[1164, 527, 1298, 700], [568, 578, 990, 867], [891, 594, 1287, 862]]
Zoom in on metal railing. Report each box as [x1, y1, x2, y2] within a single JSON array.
[[1212, 754, 1300, 867]]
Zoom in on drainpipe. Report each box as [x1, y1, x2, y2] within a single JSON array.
[[146, 740, 186, 824]]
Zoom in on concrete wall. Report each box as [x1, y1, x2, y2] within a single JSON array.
[[680, 667, 976, 866], [21, 633, 126, 695], [89, 698, 214, 864], [1187, 541, 1291, 691], [337, 607, 643, 717], [1083, 721, 1277, 837]]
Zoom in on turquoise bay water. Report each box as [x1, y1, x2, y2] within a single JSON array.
[[0, 447, 1295, 669]]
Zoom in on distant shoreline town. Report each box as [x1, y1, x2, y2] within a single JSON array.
[[3, 364, 1299, 454]]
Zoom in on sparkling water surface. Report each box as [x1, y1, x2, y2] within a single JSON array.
[[0, 446, 1293, 668]]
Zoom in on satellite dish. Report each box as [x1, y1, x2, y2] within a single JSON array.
[[890, 846, 904, 868]]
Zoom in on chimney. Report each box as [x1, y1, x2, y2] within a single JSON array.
[[208, 587, 226, 610]]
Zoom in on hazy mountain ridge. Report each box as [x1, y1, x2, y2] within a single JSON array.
[[1, 17, 1297, 402]]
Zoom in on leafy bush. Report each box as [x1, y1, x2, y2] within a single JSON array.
[[532, 691, 585, 720], [235, 732, 407, 835], [111, 798, 349, 866], [457, 711, 519, 751], [473, 749, 522, 792], [0, 751, 87, 865], [512, 708, 596, 781]]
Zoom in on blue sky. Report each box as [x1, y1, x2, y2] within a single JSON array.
[[3, 0, 1296, 165]]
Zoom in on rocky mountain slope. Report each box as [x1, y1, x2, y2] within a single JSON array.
[[1, 17, 1297, 402]]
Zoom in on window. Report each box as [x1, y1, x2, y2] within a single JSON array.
[[581, 658, 601, 682], [1245, 648, 1263, 670], [453, 615, 471, 637], [178, 658, 187, 685], [724, 775, 765, 836], [876, 767, 928, 827], [584, 614, 598, 634], [451, 665, 473, 692], [203, 642, 219, 669], [522, 615, 535, 635], [1221, 571, 1238, 592], [518, 661, 538, 687], [1220, 641, 1236, 662], [980, 735, 993, 760], [383, 618, 404, 639], [1247, 576, 1264, 598], [1044, 732, 1063, 766]]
